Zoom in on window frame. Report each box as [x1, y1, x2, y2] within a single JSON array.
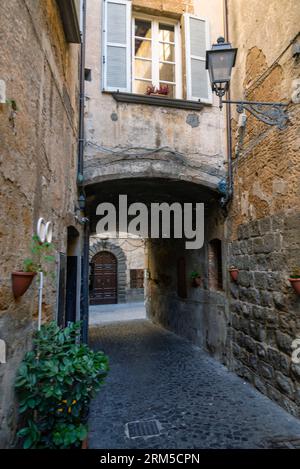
[[132, 13, 182, 99], [130, 269, 144, 289]]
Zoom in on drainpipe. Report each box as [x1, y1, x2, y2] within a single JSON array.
[[221, 0, 233, 208], [78, 0, 86, 180], [78, 0, 89, 344]]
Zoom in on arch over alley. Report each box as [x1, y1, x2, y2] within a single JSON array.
[[84, 175, 229, 362]]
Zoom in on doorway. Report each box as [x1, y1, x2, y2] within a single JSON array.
[[90, 251, 117, 305]]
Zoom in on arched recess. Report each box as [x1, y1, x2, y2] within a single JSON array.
[[89, 239, 127, 303]]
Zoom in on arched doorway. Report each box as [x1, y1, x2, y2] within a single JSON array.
[[90, 251, 117, 305]]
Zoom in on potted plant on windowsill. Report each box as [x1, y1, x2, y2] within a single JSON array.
[[12, 235, 55, 298], [191, 271, 202, 287], [228, 266, 239, 282], [146, 84, 169, 97], [289, 269, 300, 295]]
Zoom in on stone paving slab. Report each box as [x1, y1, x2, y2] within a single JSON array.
[[89, 302, 146, 325], [88, 320, 300, 449]]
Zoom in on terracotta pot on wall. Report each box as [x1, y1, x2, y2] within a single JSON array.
[[229, 268, 239, 282], [289, 278, 300, 295], [12, 272, 36, 298], [81, 438, 88, 449]]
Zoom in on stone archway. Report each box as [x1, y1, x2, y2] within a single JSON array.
[[89, 239, 127, 303]]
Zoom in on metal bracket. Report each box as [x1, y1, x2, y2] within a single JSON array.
[[222, 99, 289, 130]]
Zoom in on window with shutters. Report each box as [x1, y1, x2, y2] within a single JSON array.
[[102, 1, 211, 103], [130, 269, 144, 289]]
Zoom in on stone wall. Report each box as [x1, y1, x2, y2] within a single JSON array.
[[229, 214, 300, 416], [147, 204, 229, 363], [226, 0, 300, 415], [0, 0, 81, 447]]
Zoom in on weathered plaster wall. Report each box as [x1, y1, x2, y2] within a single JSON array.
[[0, 0, 81, 447], [226, 0, 300, 416], [84, 0, 226, 188]]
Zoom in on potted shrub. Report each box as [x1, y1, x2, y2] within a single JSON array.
[[289, 269, 300, 295], [229, 266, 239, 282], [191, 271, 202, 287], [12, 235, 55, 298], [15, 321, 109, 449]]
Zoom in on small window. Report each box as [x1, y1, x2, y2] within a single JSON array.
[[130, 269, 144, 288], [208, 239, 223, 290], [85, 68, 92, 81]]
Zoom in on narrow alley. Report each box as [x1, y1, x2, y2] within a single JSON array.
[[88, 314, 300, 449], [1, 0, 300, 456]]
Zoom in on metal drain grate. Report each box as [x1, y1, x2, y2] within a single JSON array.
[[125, 419, 162, 439]]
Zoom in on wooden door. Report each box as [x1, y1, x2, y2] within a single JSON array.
[[90, 251, 117, 305]]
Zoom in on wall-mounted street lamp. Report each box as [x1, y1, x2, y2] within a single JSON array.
[[78, 193, 86, 211], [75, 192, 89, 224], [206, 37, 288, 129]]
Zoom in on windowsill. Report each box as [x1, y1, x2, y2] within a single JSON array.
[[109, 92, 208, 111]]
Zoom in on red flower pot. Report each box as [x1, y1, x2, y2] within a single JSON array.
[[81, 438, 88, 449], [12, 272, 36, 298], [289, 278, 300, 295], [229, 268, 239, 282]]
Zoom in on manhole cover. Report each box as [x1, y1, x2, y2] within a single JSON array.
[[125, 419, 162, 439], [260, 437, 300, 449]]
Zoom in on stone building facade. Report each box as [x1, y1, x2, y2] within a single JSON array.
[[226, 0, 300, 416], [0, 0, 82, 447]]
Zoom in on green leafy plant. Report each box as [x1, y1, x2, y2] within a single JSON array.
[[23, 235, 55, 275], [6, 98, 18, 111], [290, 268, 300, 279], [15, 322, 109, 449], [190, 270, 201, 279]]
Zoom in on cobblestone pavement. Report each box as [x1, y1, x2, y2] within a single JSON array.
[[89, 302, 146, 325], [88, 320, 300, 449]]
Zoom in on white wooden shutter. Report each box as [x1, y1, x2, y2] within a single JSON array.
[[102, 0, 131, 92], [185, 15, 211, 103]]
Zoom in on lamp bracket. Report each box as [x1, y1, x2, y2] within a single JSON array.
[[222, 99, 289, 129]]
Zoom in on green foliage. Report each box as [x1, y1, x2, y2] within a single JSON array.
[[190, 271, 201, 279], [6, 98, 18, 111], [15, 321, 109, 449], [23, 235, 55, 276]]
